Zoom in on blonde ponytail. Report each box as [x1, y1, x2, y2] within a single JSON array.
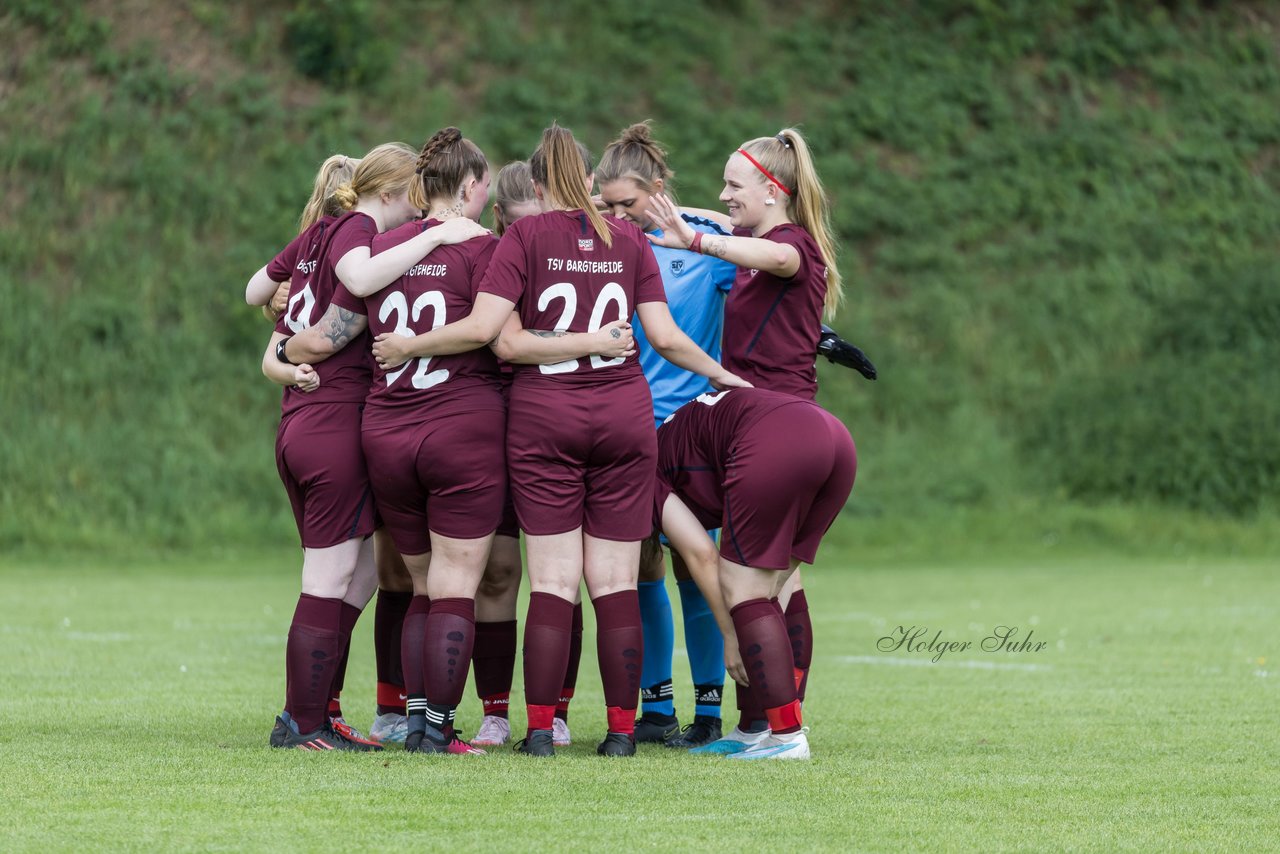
[[740, 129, 843, 319], [298, 154, 359, 232], [334, 142, 417, 212], [530, 124, 612, 248]]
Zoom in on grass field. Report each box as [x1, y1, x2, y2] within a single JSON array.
[[2, 545, 1276, 851]]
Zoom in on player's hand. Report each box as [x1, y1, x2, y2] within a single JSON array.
[[269, 280, 291, 316], [372, 333, 412, 370], [709, 371, 752, 391], [293, 364, 319, 393], [432, 217, 490, 245], [591, 193, 609, 213], [643, 193, 696, 249], [724, 637, 749, 687], [593, 320, 635, 359]]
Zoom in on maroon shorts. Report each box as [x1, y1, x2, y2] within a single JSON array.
[[275, 401, 376, 549], [719, 405, 856, 570], [507, 375, 656, 541], [362, 408, 506, 555]]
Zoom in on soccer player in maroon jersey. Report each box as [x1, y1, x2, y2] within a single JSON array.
[[293, 131, 634, 754], [654, 387, 856, 759], [646, 127, 844, 748], [259, 143, 485, 751], [372, 124, 748, 758], [471, 160, 590, 749], [246, 154, 360, 322]]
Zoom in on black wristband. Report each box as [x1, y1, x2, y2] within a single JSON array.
[[276, 337, 295, 365]]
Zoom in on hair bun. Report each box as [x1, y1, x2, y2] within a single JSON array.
[[332, 182, 359, 210], [621, 122, 652, 145]]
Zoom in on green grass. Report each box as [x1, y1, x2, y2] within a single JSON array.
[[3, 543, 1277, 851]]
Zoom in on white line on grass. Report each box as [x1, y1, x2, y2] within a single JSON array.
[[833, 655, 1053, 672]]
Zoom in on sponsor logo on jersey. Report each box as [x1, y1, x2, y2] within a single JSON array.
[[670, 259, 685, 275], [578, 238, 595, 252]]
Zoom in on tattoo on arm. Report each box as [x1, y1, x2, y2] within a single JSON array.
[[319, 305, 366, 350], [526, 329, 568, 338], [703, 236, 729, 259]]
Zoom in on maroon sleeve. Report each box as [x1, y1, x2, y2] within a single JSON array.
[[633, 237, 667, 305], [478, 226, 528, 305], [328, 214, 377, 272], [329, 282, 367, 314], [469, 236, 500, 295], [767, 225, 810, 284], [266, 236, 301, 282]]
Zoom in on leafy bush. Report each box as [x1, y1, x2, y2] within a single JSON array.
[[283, 0, 388, 89], [1027, 262, 1280, 514]]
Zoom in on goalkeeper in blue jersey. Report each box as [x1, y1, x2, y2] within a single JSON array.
[[597, 122, 738, 747]]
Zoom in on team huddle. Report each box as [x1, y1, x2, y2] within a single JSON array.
[[245, 121, 858, 760]]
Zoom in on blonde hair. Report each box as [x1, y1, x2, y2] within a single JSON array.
[[739, 128, 843, 318], [410, 127, 489, 212], [596, 121, 676, 203], [298, 154, 359, 232], [529, 124, 611, 248], [492, 160, 534, 236], [332, 142, 417, 211]]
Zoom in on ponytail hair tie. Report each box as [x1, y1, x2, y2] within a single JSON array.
[[775, 133, 792, 149]]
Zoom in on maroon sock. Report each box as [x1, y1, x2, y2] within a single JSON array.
[[424, 597, 475, 708], [327, 602, 361, 718], [401, 595, 430, 719], [474, 619, 517, 719], [523, 592, 573, 734], [735, 681, 767, 732], [785, 590, 812, 702], [557, 602, 584, 722], [731, 598, 799, 732], [284, 593, 344, 733], [592, 590, 642, 732], [375, 590, 411, 714]]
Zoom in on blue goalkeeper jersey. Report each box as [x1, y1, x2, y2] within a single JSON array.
[[635, 214, 736, 426]]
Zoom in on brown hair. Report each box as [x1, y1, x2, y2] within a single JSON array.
[[529, 124, 611, 247], [332, 142, 417, 211], [410, 127, 489, 212], [739, 128, 843, 318], [596, 121, 676, 203], [492, 160, 534, 236], [298, 154, 359, 233]]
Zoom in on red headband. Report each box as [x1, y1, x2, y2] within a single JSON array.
[[736, 148, 791, 196]]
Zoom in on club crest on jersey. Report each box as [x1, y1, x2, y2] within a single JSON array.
[[670, 259, 685, 276], [578, 237, 595, 252]]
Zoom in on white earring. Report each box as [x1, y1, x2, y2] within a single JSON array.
[[765, 198, 776, 206]]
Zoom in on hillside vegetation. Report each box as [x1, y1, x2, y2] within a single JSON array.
[[2, 0, 1277, 553]]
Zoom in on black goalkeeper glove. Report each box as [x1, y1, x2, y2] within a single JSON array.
[[817, 325, 877, 380]]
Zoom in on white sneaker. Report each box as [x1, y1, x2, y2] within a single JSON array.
[[552, 716, 571, 746], [369, 712, 409, 744], [688, 726, 771, 755], [726, 728, 810, 760], [471, 715, 511, 747]]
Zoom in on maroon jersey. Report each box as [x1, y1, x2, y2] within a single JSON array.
[[273, 211, 377, 416], [655, 387, 855, 568], [722, 223, 827, 400], [479, 210, 667, 388], [332, 219, 504, 427], [654, 388, 807, 530]]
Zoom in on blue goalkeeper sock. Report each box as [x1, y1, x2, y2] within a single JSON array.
[[678, 579, 725, 719], [637, 579, 675, 717]]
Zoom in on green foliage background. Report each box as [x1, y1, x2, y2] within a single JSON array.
[[2, 0, 1277, 553]]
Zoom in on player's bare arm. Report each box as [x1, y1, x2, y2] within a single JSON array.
[[494, 312, 636, 365], [336, 218, 491, 298], [284, 303, 368, 364], [645, 193, 799, 277]]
